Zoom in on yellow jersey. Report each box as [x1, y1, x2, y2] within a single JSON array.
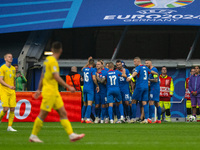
[[0, 64, 16, 94], [42, 56, 59, 96]]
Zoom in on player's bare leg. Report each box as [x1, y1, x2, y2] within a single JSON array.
[[57, 106, 85, 142]]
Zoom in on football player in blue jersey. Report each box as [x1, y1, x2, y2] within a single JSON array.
[[81, 58, 99, 123], [94, 60, 108, 123], [99, 62, 127, 123], [116, 60, 131, 123], [127, 57, 158, 124], [145, 60, 161, 123]]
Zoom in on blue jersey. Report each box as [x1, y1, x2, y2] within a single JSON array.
[[97, 69, 107, 94], [104, 68, 109, 72], [150, 67, 160, 90], [83, 67, 96, 91], [106, 70, 122, 89], [118, 68, 130, 91], [134, 65, 151, 89]]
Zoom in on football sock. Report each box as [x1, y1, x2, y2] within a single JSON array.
[[118, 103, 124, 117], [95, 107, 100, 118], [105, 107, 108, 118], [81, 105, 86, 119], [101, 107, 106, 120], [157, 106, 161, 120], [60, 119, 73, 135], [144, 104, 149, 119], [116, 105, 120, 119], [108, 106, 113, 120], [149, 105, 155, 119], [125, 105, 130, 117], [85, 105, 92, 119], [0, 110, 6, 121], [131, 104, 137, 118], [8, 111, 15, 127], [31, 117, 43, 136]]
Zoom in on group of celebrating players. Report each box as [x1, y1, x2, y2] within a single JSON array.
[[81, 57, 162, 124]]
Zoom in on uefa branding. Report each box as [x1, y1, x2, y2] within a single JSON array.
[[104, 0, 200, 22], [134, 0, 194, 9]]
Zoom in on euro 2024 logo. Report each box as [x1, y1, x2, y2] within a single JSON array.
[[134, 0, 194, 8]]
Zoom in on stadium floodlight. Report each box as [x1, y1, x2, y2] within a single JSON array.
[[44, 51, 53, 56]]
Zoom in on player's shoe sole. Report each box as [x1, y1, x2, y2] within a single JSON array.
[[70, 134, 85, 142]]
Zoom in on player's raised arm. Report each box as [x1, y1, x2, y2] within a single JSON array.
[[81, 56, 93, 71]]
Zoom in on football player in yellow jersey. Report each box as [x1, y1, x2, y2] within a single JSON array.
[[29, 42, 85, 143], [0, 53, 17, 131]]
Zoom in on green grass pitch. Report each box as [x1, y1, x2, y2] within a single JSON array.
[[0, 122, 200, 150]]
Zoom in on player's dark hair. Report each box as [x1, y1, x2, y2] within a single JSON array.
[[97, 60, 103, 65], [116, 60, 121, 64], [162, 66, 167, 70], [108, 62, 114, 69], [194, 66, 199, 69], [89, 59, 94, 65], [51, 41, 62, 53], [145, 59, 151, 62]]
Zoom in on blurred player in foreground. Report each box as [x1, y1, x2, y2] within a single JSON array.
[[29, 42, 85, 143], [0, 53, 17, 131]]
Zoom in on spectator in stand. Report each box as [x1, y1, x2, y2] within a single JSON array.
[[13, 64, 27, 91], [188, 66, 200, 121], [185, 68, 195, 119], [66, 66, 83, 91]]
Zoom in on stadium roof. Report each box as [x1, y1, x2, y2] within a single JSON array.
[[0, 0, 199, 34]]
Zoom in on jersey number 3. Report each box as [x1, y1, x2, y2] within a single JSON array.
[[143, 70, 147, 80]]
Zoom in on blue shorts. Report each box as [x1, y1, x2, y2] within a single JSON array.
[[149, 89, 160, 102], [132, 88, 148, 101], [107, 88, 122, 103], [95, 93, 107, 105], [83, 90, 94, 102], [120, 90, 130, 102]]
